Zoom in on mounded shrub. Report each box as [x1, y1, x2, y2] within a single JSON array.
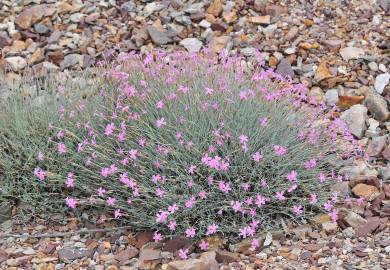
[[35, 50, 356, 244]]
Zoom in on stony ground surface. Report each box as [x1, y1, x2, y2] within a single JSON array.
[[1, 0, 390, 269]]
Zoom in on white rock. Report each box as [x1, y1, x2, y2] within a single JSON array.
[[374, 73, 390, 94], [378, 63, 387, 73], [284, 47, 296, 55], [179, 38, 203, 52], [340, 104, 368, 139], [340, 47, 364, 61], [5, 56, 27, 71], [199, 19, 211, 28], [368, 62, 378, 71]]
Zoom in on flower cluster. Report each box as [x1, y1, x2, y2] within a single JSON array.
[[34, 50, 358, 251]]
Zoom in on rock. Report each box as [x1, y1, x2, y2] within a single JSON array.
[[325, 89, 339, 105], [210, 36, 231, 53], [34, 23, 50, 34], [0, 31, 11, 47], [352, 184, 380, 201], [309, 87, 324, 103], [47, 51, 64, 66], [114, 247, 139, 262], [15, 4, 56, 29], [315, 61, 332, 82], [139, 244, 161, 262], [47, 30, 62, 44], [121, 1, 137, 13], [0, 249, 8, 263], [344, 211, 367, 228], [147, 26, 172, 45], [0, 202, 12, 223], [322, 221, 338, 233], [215, 250, 239, 263], [249, 16, 271, 25], [58, 248, 93, 263], [340, 47, 365, 61], [28, 48, 44, 65], [364, 93, 389, 121], [285, 27, 299, 41], [180, 38, 202, 53], [368, 62, 379, 72], [323, 39, 342, 52], [164, 236, 192, 253], [367, 136, 387, 156], [199, 251, 218, 270], [207, 0, 222, 17], [276, 58, 294, 78], [331, 181, 350, 198], [185, 3, 204, 14], [342, 227, 355, 238], [337, 95, 365, 110], [374, 73, 390, 94], [61, 54, 82, 70], [265, 5, 286, 17], [168, 259, 208, 270], [223, 11, 238, 24], [144, 2, 165, 17], [340, 104, 367, 139], [199, 20, 211, 28], [5, 56, 27, 71]]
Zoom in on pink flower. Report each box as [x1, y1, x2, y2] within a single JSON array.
[[105, 122, 115, 136], [156, 211, 169, 223], [345, 196, 352, 206], [129, 149, 138, 160], [156, 100, 164, 109], [168, 220, 177, 231], [318, 173, 326, 183], [275, 191, 286, 201], [286, 171, 298, 182], [323, 201, 333, 211], [155, 188, 165, 198], [205, 87, 214, 95], [231, 201, 243, 213], [242, 182, 250, 191], [185, 196, 196, 208], [153, 231, 163, 243], [107, 197, 116, 206], [198, 191, 207, 199], [114, 209, 122, 219], [329, 208, 338, 223], [185, 227, 196, 238], [178, 248, 189, 260], [274, 145, 287, 156], [310, 193, 317, 204], [206, 223, 218, 235], [98, 187, 106, 197], [251, 238, 260, 250], [34, 167, 47, 181], [218, 181, 232, 193], [37, 151, 44, 161], [304, 159, 316, 169], [356, 197, 365, 206], [65, 197, 77, 209], [199, 240, 209, 251], [292, 205, 303, 215], [259, 117, 268, 127], [252, 151, 263, 162], [168, 203, 179, 213], [239, 134, 248, 144], [57, 142, 67, 154], [65, 172, 75, 188], [156, 117, 166, 128]]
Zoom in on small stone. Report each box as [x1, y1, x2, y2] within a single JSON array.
[[5, 56, 27, 71], [207, 0, 222, 17], [285, 27, 299, 41], [168, 259, 208, 270], [249, 15, 271, 25], [374, 73, 390, 94], [15, 4, 55, 29], [344, 211, 367, 228], [322, 221, 338, 233], [199, 19, 211, 28], [352, 184, 380, 201], [210, 36, 231, 53], [147, 26, 172, 45], [325, 89, 339, 105], [315, 61, 332, 82], [180, 38, 202, 53], [33, 23, 50, 34], [114, 247, 139, 262], [47, 31, 62, 44], [22, 247, 36, 255], [340, 104, 367, 139], [276, 58, 294, 78], [364, 93, 389, 121], [121, 1, 136, 12], [28, 47, 44, 65], [367, 136, 387, 156], [215, 250, 240, 263], [222, 11, 238, 24], [342, 227, 355, 238], [323, 39, 342, 52], [309, 87, 324, 103], [265, 5, 286, 17], [284, 47, 296, 55], [61, 54, 82, 69], [340, 47, 365, 61], [368, 62, 379, 71]]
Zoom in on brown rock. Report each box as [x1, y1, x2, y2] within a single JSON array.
[[28, 48, 45, 65], [136, 231, 154, 249], [315, 61, 332, 82], [269, 56, 278, 67], [253, 0, 266, 13], [249, 15, 271, 25], [0, 249, 8, 263], [222, 11, 237, 23], [303, 19, 314, 27], [56, 1, 74, 14], [15, 4, 56, 29], [352, 184, 380, 201], [5, 40, 26, 54], [337, 95, 365, 110], [215, 250, 239, 263], [344, 211, 367, 228], [285, 27, 299, 41], [168, 259, 208, 270], [207, 0, 223, 17], [114, 247, 138, 262], [139, 243, 161, 262], [265, 5, 287, 17], [0, 31, 11, 47], [364, 93, 390, 121], [210, 36, 231, 53], [164, 236, 192, 253], [47, 51, 64, 66], [311, 214, 331, 225]]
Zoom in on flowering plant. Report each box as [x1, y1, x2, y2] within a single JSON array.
[[34, 50, 357, 243]]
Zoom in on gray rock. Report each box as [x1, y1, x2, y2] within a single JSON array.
[[147, 26, 172, 45], [61, 54, 82, 69], [175, 15, 192, 26], [185, 3, 204, 14], [340, 104, 368, 139], [0, 31, 11, 47], [276, 58, 294, 78], [179, 38, 202, 52], [144, 2, 165, 17], [364, 93, 389, 121], [342, 227, 355, 238], [368, 62, 378, 71], [33, 23, 50, 34], [199, 19, 211, 28], [69, 13, 85, 23], [325, 89, 339, 105], [0, 202, 12, 224], [121, 1, 136, 12], [379, 164, 390, 180], [340, 47, 365, 61], [367, 136, 387, 156], [374, 73, 390, 94], [344, 211, 367, 229], [47, 30, 62, 44]]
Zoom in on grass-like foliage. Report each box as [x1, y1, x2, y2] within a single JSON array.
[[17, 51, 356, 243]]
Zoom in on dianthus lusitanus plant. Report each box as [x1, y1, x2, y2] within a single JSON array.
[[34, 50, 359, 251]]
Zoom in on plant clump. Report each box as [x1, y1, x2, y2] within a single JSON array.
[[35, 50, 358, 246]]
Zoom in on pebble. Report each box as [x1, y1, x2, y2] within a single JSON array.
[[340, 104, 368, 139], [339, 47, 365, 61], [179, 38, 203, 52], [374, 73, 390, 94]]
